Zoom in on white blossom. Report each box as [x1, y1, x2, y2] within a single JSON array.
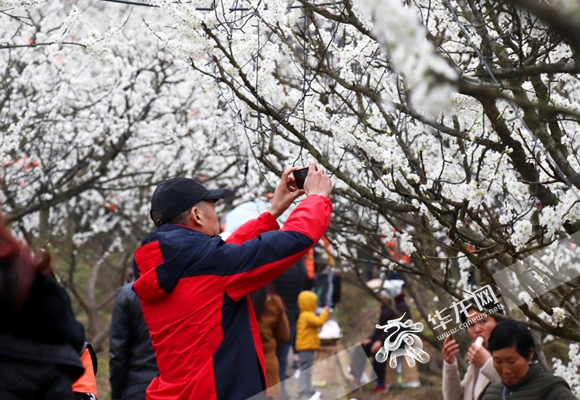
[[551, 307, 567, 327], [512, 220, 534, 249], [553, 343, 580, 397]]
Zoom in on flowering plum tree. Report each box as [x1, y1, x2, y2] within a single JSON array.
[[0, 0, 249, 338], [135, 0, 580, 386]]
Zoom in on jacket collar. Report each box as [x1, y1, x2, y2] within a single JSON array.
[[505, 362, 540, 391]]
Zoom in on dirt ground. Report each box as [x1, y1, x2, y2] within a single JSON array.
[[348, 376, 443, 400], [278, 279, 445, 400], [279, 348, 443, 400]]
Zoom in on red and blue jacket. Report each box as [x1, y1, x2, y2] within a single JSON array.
[[133, 195, 332, 400]]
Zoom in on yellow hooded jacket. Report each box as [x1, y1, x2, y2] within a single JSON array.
[[295, 291, 329, 351]]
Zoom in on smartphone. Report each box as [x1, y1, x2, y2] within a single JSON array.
[[292, 167, 309, 189]]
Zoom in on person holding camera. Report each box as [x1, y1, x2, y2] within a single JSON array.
[[133, 163, 332, 400]]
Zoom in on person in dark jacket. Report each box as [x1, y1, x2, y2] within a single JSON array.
[[109, 282, 158, 400], [133, 163, 332, 400], [273, 258, 307, 399], [0, 214, 85, 400], [481, 320, 576, 400], [350, 279, 410, 393]]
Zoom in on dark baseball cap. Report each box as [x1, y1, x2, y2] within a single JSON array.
[[150, 178, 233, 227]]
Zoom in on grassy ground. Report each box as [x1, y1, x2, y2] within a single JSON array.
[[96, 353, 111, 400]]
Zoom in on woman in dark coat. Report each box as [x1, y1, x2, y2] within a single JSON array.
[[0, 214, 85, 400], [481, 320, 577, 400]]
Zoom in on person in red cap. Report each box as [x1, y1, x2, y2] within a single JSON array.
[[133, 163, 332, 400]]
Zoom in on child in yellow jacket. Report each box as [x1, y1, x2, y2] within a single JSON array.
[[295, 291, 329, 399]]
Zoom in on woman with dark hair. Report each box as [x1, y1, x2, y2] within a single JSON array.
[[481, 320, 577, 400], [442, 301, 502, 400], [0, 214, 85, 399], [250, 283, 290, 400]]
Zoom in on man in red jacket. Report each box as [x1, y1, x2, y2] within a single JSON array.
[[133, 163, 332, 400]]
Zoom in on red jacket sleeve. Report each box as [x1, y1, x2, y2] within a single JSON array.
[[220, 195, 332, 301], [225, 212, 280, 245]]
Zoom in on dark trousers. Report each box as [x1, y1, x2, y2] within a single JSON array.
[[276, 325, 296, 397], [118, 382, 150, 400], [350, 342, 387, 384]]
